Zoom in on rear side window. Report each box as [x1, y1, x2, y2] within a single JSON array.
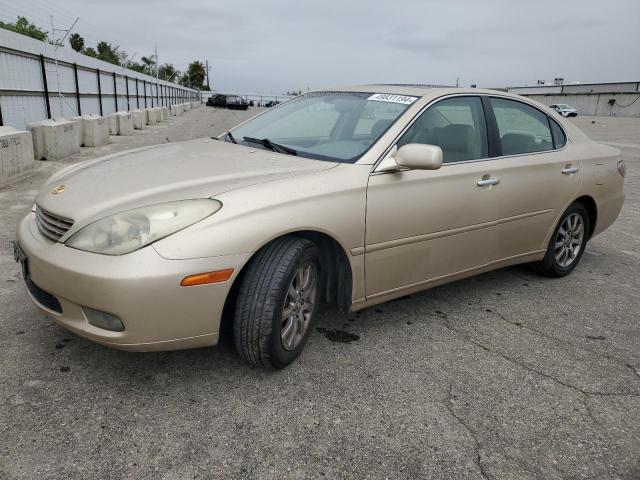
[[490, 98, 553, 155], [398, 96, 488, 163], [549, 118, 567, 149]]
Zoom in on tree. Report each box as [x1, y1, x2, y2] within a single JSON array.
[[69, 33, 84, 52], [0, 16, 47, 41], [124, 61, 146, 73], [158, 63, 180, 82], [96, 41, 124, 65], [180, 61, 207, 89], [140, 54, 156, 76], [82, 47, 97, 58]]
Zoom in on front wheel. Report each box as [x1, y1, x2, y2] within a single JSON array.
[[233, 237, 321, 369], [532, 202, 590, 277]]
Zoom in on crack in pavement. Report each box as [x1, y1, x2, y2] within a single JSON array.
[[484, 307, 640, 385], [437, 317, 640, 398], [441, 383, 492, 480]]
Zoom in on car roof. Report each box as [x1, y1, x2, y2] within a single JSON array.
[[321, 84, 514, 99]]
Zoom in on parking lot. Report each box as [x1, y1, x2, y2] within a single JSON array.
[[0, 109, 638, 479]]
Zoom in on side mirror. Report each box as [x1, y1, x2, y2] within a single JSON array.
[[395, 143, 443, 170]]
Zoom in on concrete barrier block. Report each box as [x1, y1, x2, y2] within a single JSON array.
[[183, 102, 191, 112], [154, 108, 166, 122], [27, 118, 80, 161], [171, 104, 183, 116], [112, 112, 134, 135], [70, 116, 85, 146], [70, 115, 109, 147], [145, 108, 158, 125], [161, 107, 170, 121], [27, 119, 54, 160], [108, 114, 118, 135], [132, 110, 147, 130], [0, 126, 35, 182], [82, 116, 110, 147]]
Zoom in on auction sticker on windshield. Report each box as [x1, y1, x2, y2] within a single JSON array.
[[367, 93, 418, 105]]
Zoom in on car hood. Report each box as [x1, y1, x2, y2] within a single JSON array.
[[36, 138, 337, 230]]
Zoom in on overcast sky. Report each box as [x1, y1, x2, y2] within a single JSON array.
[[11, 0, 640, 93]]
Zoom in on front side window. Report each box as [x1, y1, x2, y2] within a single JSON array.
[[230, 92, 417, 163], [490, 98, 553, 155], [397, 96, 488, 163]]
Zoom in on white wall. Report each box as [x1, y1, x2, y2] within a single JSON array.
[[0, 29, 199, 129]]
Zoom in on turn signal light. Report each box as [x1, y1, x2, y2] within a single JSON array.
[[617, 160, 625, 177], [180, 269, 234, 286]]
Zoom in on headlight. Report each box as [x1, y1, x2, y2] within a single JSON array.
[[66, 199, 221, 255]]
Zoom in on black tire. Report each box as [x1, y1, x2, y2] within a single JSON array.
[[233, 237, 321, 369], [532, 202, 590, 277]]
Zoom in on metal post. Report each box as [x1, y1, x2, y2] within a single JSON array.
[[143, 81, 147, 108], [135, 78, 139, 109], [0, 102, 3, 126], [39, 54, 52, 119], [73, 63, 81, 116], [156, 83, 159, 106], [125, 76, 130, 110], [112, 72, 118, 112], [151, 83, 154, 108], [96, 68, 103, 116]]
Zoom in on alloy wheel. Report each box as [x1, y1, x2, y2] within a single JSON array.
[[554, 213, 585, 268], [281, 262, 318, 351]]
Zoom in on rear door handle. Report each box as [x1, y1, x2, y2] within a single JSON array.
[[562, 167, 579, 175], [477, 178, 500, 187]]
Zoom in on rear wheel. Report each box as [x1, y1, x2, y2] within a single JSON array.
[[233, 237, 321, 369], [533, 202, 590, 277]]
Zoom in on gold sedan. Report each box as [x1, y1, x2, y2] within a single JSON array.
[[15, 86, 625, 368]]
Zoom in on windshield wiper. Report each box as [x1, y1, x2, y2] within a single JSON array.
[[243, 136, 297, 156]]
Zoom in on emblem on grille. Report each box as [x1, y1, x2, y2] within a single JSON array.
[[51, 185, 65, 194]]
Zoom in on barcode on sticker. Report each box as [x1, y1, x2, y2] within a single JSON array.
[[367, 93, 418, 105]]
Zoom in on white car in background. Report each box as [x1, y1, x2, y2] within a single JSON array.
[[550, 104, 578, 117]]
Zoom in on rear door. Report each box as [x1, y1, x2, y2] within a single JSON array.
[[486, 97, 583, 259]]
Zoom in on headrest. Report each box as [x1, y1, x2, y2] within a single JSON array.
[[438, 124, 474, 153], [501, 132, 535, 155], [371, 119, 394, 138]]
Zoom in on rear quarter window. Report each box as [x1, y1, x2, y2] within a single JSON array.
[[549, 118, 567, 149]]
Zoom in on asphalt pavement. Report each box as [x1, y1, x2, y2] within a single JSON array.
[[0, 110, 638, 479]]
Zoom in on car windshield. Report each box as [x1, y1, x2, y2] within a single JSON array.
[[229, 91, 418, 163]]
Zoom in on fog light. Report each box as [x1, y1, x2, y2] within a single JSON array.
[[83, 307, 124, 332]]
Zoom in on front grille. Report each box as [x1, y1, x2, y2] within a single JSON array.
[[25, 276, 62, 313], [35, 206, 74, 241]]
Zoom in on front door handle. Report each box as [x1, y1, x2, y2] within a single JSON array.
[[477, 177, 500, 187], [562, 166, 579, 175]]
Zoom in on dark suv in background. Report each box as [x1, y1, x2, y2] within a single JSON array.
[[206, 94, 249, 110]]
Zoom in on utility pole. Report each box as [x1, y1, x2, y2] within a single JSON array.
[[205, 60, 211, 90], [50, 15, 79, 118], [155, 45, 159, 80], [455, 77, 460, 88]]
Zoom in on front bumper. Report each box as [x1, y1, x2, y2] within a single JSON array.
[[16, 210, 251, 351]]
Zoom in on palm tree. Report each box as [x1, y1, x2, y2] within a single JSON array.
[[184, 61, 206, 89], [158, 63, 179, 82], [69, 33, 84, 52], [140, 54, 157, 76]]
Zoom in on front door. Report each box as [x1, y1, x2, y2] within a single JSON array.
[[364, 96, 506, 299]]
